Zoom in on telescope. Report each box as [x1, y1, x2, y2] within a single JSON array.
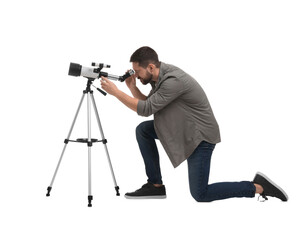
[[47, 62, 125, 207], [68, 62, 135, 82]]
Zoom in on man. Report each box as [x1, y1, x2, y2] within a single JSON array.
[[100, 46, 288, 202]]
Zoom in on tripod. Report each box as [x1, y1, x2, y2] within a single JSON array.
[[46, 78, 120, 207]]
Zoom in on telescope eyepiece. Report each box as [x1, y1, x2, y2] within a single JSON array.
[[119, 69, 135, 82]]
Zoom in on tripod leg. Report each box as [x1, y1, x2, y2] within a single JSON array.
[[90, 93, 120, 196], [87, 93, 93, 207], [46, 93, 86, 197]]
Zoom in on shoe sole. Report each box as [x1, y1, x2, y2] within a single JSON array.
[[124, 195, 167, 199], [255, 172, 289, 201]]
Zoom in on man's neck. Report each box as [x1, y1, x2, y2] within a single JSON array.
[[152, 67, 160, 83]]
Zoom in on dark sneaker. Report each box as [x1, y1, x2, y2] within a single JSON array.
[[253, 172, 288, 202], [125, 183, 167, 199]]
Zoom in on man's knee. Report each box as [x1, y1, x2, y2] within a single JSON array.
[[190, 191, 212, 203], [136, 121, 154, 138], [136, 122, 146, 136], [191, 192, 203, 202]]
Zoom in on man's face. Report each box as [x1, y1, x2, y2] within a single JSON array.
[[132, 62, 153, 85]]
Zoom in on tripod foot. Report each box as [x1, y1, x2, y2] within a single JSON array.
[[46, 186, 52, 197], [88, 195, 93, 207], [115, 186, 120, 196]]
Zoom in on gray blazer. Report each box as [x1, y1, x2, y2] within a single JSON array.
[[137, 62, 221, 168]]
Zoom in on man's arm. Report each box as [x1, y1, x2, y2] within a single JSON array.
[[100, 77, 138, 112], [128, 86, 147, 100], [137, 77, 184, 117], [114, 89, 138, 112], [125, 73, 147, 100]]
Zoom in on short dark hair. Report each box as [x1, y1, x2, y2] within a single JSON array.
[[130, 46, 160, 68]]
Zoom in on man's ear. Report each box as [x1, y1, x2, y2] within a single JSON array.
[[148, 63, 155, 73]]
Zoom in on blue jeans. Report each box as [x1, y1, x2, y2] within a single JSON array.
[[136, 120, 256, 202]]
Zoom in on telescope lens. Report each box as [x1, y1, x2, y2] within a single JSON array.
[[68, 63, 82, 77]]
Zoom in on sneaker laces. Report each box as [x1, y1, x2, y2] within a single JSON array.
[[134, 183, 151, 192], [258, 192, 268, 202]]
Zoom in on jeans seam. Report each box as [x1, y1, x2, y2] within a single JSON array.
[[198, 148, 207, 201]]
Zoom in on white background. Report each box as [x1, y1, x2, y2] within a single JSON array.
[[1, 0, 307, 239]]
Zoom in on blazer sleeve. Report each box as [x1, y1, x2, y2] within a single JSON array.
[[137, 77, 184, 117]]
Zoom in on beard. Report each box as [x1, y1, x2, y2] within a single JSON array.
[[139, 71, 153, 85]]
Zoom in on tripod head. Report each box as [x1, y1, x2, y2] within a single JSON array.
[[83, 78, 107, 96]]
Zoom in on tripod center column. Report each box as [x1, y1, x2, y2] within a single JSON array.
[[87, 91, 93, 207]]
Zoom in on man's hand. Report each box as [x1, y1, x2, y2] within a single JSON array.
[[100, 76, 138, 112], [124, 71, 147, 101], [125, 70, 137, 89], [100, 77, 118, 96]]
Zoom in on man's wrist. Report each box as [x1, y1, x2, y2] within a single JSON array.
[[114, 89, 121, 98], [129, 85, 138, 92]]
